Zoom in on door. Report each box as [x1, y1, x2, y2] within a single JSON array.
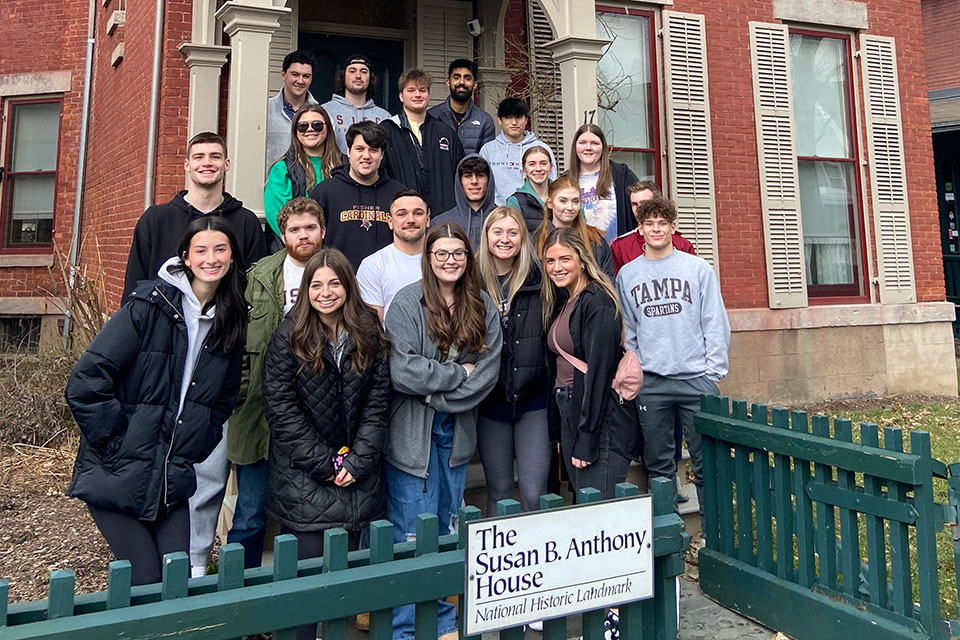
[[933, 129, 960, 336]]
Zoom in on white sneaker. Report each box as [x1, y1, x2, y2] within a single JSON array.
[[528, 620, 543, 632], [190, 565, 206, 579]]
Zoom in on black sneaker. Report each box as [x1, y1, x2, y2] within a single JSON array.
[[604, 611, 620, 640]]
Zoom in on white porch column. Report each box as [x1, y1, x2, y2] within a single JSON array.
[[215, 0, 289, 216], [178, 44, 230, 138]]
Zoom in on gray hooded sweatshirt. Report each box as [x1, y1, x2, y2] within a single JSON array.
[[479, 131, 558, 206], [432, 153, 498, 250], [321, 93, 392, 154]]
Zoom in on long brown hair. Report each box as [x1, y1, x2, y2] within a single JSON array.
[[290, 248, 388, 375], [568, 123, 612, 198], [421, 223, 489, 359], [535, 175, 605, 257], [540, 227, 621, 331], [478, 207, 535, 317], [274, 104, 344, 185]]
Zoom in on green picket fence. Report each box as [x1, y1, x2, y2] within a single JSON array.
[[695, 394, 958, 640], [1, 479, 688, 640]]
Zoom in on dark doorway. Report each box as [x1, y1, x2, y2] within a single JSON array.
[[933, 129, 960, 337], [300, 32, 404, 115]]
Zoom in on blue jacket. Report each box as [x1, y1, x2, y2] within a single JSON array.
[[428, 99, 496, 156]]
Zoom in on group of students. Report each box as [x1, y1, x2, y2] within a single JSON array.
[[65, 51, 731, 640]]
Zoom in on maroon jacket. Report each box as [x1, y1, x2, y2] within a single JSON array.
[[610, 230, 697, 274]]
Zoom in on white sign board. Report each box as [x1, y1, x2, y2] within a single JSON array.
[[463, 496, 654, 635]]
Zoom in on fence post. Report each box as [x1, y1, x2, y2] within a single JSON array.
[[650, 477, 680, 640], [770, 408, 794, 582], [911, 431, 948, 639], [833, 419, 861, 597], [458, 505, 481, 640], [859, 423, 888, 609], [578, 488, 604, 640], [323, 529, 350, 640], [750, 403, 774, 573], [105, 561, 131, 610], [160, 552, 189, 600], [615, 483, 643, 640], [414, 514, 440, 640], [272, 533, 300, 640], [810, 414, 837, 591], [538, 494, 566, 640], [883, 427, 913, 616], [0, 578, 7, 627], [369, 520, 395, 640], [47, 570, 74, 620]]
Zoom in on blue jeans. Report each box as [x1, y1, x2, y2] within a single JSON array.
[[226, 459, 269, 569], [385, 411, 465, 640]]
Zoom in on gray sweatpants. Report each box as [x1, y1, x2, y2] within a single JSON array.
[[635, 374, 718, 515], [188, 421, 231, 569]]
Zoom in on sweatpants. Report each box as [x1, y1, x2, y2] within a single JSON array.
[[88, 501, 190, 586], [476, 408, 551, 514], [635, 373, 718, 514], [188, 422, 231, 571]]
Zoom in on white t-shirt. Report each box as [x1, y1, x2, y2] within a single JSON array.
[[580, 170, 618, 245], [357, 244, 423, 317], [282, 254, 305, 313]]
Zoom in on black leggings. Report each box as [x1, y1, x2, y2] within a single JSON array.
[[88, 502, 190, 586], [280, 527, 362, 640]]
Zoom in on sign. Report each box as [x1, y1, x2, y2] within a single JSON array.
[[463, 496, 654, 635]]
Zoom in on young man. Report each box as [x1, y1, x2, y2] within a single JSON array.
[[357, 189, 430, 321], [427, 58, 496, 155], [611, 181, 697, 274], [382, 68, 464, 217], [321, 53, 392, 154], [309, 121, 406, 269], [433, 154, 497, 249], [122, 131, 266, 302], [226, 197, 326, 569], [266, 50, 318, 168], [479, 97, 558, 205], [616, 195, 730, 517]]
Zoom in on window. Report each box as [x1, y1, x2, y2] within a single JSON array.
[[596, 7, 660, 184], [1, 99, 62, 249], [789, 32, 865, 298]]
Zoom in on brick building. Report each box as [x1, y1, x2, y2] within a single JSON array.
[[1, 0, 955, 403]]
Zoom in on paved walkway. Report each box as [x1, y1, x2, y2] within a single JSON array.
[[677, 577, 773, 640]]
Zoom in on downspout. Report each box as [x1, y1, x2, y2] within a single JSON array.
[[144, 0, 166, 208], [63, 0, 97, 350]]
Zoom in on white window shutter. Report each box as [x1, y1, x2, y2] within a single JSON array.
[[268, 0, 297, 95], [749, 22, 807, 309], [860, 35, 915, 304], [417, 0, 473, 108], [662, 10, 718, 272], [526, 0, 564, 171]]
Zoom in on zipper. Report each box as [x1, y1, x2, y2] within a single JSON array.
[[423, 472, 429, 493]]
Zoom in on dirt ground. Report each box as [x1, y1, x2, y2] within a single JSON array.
[[2, 392, 958, 605]]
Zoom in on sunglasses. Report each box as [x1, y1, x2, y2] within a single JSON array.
[[297, 120, 325, 133]]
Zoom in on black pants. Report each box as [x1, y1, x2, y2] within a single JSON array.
[[280, 526, 362, 640], [87, 502, 190, 586]]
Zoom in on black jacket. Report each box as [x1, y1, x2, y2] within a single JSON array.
[[546, 282, 641, 463], [66, 279, 243, 520], [610, 161, 641, 237], [535, 222, 616, 281], [262, 319, 391, 533], [309, 165, 406, 270], [122, 191, 266, 303], [382, 112, 464, 216], [481, 266, 548, 414], [510, 191, 546, 236]]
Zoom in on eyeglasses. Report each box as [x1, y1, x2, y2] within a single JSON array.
[[297, 120, 325, 133], [430, 249, 467, 262]]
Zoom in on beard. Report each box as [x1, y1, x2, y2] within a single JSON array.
[[286, 240, 321, 263], [395, 227, 427, 244], [449, 85, 471, 102]]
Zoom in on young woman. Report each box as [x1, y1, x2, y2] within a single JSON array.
[[534, 175, 615, 279], [542, 227, 640, 501], [476, 207, 550, 515], [384, 222, 502, 640], [264, 104, 343, 244], [505, 145, 553, 234], [262, 248, 391, 640], [65, 216, 248, 586], [568, 123, 640, 245]]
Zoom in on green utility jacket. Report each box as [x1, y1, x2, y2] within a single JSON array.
[[227, 249, 287, 465]]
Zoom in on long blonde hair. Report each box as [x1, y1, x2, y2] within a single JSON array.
[[540, 227, 621, 331], [478, 206, 535, 316]]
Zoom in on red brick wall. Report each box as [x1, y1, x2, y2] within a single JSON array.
[[0, 0, 87, 299], [923, 0, 960, 92], [82, 0, 192, 309], [668, 0, 942, 308]]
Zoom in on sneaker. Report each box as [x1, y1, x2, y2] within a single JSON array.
[[604, 611, 620, 640], [528, 620, 543, 632], [676, 475, 689, 503]]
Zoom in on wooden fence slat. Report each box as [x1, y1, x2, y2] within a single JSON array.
[[750, 404, 774, 573], [651, 477, 680, 640], [369, 521, 395, 640], [810, 414, 837, 591], [0, 578, 7, 627], [771, 408, 794, 582], [614, 484, 643, 640], [272, 533, 300, 640], [217, 543, 245, 591], [535, 495, 567, 640], [732, 400, 749, 421], [495, 500, 524, 640], [790, 411, 816, 587], [884, 428, 913, 616], [834, 419, 862, 598], [717, 436, 736, 557], [910, 431, 947, 639], [414, 515, 439, 640], [701, 430, 720, 550], [734, 444, 755, 565], [47, 570, 74, 621], [860, 423, 888, 609], [160, 553, 189, 600], [578, 488, 604, 640], [323, 529, 350, 640], [457, 506, 481, 640], [105, 561, 131, 611]]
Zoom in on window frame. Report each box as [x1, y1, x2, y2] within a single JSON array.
[[789, 28, 869, 303], [0, 96, 63, 254], [595, 5, 662, 189]]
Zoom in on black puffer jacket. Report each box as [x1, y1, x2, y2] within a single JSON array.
[[546, 282, 641, 463], [66, 279, 243, 520], [262, 318, 391, 532], [481, 265, 548, 414]]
